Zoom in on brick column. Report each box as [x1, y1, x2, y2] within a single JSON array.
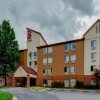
[[27, 74, 30, 88], [13, 75, 15, 87]]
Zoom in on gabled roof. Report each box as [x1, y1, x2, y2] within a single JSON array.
[[21, 65, 37, 75], [83, 19, 100, 37], [14, 65, 37, 75], [26, 27, 47, 45]]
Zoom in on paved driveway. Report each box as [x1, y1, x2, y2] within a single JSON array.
[[1, 88, 100, 100]]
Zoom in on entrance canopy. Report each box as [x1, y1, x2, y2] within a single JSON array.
[[14, 65, 37, 78]]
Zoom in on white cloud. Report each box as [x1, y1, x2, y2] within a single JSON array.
[[0, 0, 100, 49]]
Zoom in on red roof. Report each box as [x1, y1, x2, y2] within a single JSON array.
[[20, 65, 37, 75], [21, 65, 37, 75]]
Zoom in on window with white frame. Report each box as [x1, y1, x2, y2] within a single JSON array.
[[71, 42, 76, 51], [29, 61, 32, 67], [47, 80, 52, 87], [91, 40, 96, 49], [91, 80, 96, 85], [64, 67, 69, 74], [48, 47, 52, 54], [29, 52, 32, 60], [64, 80, 69, 87], [64, 56, 69, 63], [70, 79, 76, 87], [43, 48, 47, 55], [48, 68, 52, 75], [71, 55, 76, 63], [64, 44, 69, 52], [34, 52, 37, 59], [34, 61, 37, 65], [91, 52, 97, 62], [43, 58, 47, 65], [48, 58, 52, 64], [91, 65, 96, 71], [43, 68, 47, 75], [96, 25, 98, 33], [71, 66, 76, 73], [43, 79, 47, 86]]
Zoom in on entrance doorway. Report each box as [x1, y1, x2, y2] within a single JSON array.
[[30, 78, 36, 86]]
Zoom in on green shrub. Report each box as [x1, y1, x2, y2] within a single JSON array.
[[75, 81, 84, 88], [83, 85, 98, 89], [52, 82, 64, 88], [0, 91, 13, 100]]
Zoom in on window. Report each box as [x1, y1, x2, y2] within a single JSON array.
[[29, 52, 32, 60], [48, 47, 52, 54], [48, 68, 52, 75], [29, 52, 32, 57], [64, 56, 69, 63], [43, 48, 47, 55], [29, 61, 32, 66], [43, 79, 47, 84], [64, 44, 69, 52], [47, 80, 52, 87], [96, 25, 98, 33], [91, 80, 96, 85], [70, 79, 76, 87], [91, 65, 96, 71], [64, 67, 69, 74], [43, 68, 47, 75], [64, 80, 69, 87], [91, 52, 97, 62], [91, 40, 96, 49], [34, 52, 37, 56], [48, 58, 52, 64], [43, 58, 47, 65], [71, 66, 76, 73], [34, 61, 37, 65], [71, 55, 76, 63], [99, 24, 100, 33], [34, 52, 37, 59], [71, 43, 76, 51]]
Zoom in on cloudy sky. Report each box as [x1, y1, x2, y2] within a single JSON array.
[[0, 0, 100, 49]]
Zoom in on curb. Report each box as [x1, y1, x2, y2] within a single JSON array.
[[12, 96, 17, 100], [54, 89, 100, 94]]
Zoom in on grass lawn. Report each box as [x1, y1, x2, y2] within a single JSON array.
[[30, 86, 82, 92], [30, 86, 49, 91], [0, 91, 13, 100]]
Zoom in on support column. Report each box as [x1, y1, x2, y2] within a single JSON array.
[[13, 75, 15, 87], [27, 74, 30, 88]]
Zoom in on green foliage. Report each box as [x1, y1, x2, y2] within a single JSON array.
[[0, 20, 20, 85], [51, 82, 64, 88], [0, 91, 13, 100], [75, 81, 84, 88], [83, 85, 97, 89], [93, 69, 100, 88]]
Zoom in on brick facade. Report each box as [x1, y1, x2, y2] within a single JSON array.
[[37, 39, 87, 87]]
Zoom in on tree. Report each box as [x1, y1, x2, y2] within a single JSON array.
[[0, 20, 20, 86], [93, 69, 100, 88]]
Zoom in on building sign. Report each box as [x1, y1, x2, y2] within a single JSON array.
[[27, 30, 32, 42]]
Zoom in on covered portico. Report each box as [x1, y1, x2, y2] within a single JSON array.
[[13, 65, 37, 88]]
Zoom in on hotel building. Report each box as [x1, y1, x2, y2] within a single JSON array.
[[13, 28, 47, 87], [37, 19, 100, 87]]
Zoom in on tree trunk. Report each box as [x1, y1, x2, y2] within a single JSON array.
[[4, 74, 7, 86], [4, 65, 7, 86]]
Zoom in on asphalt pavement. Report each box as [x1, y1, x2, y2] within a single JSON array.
[[0, 88, 100, 100]]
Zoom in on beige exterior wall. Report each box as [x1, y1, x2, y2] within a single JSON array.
[[14, 66, 27, 77], [84, 22, 100, 75], [27, 30, 46, 71]]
